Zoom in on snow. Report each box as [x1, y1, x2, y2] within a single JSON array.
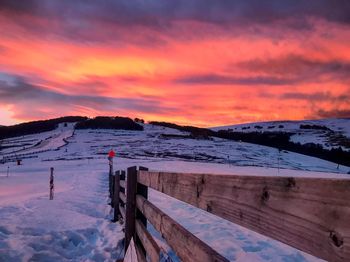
[[1, 122, 349, 261], [211, 118, 350, 151], [0, 160, 122, 261], [1, 123, 74, 158], [149, 189, 321, 262]]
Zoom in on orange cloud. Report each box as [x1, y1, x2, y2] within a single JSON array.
[[0, 7, 350, 126]]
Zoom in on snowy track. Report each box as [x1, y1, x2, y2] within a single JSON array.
[[1, 123, 74, 160], [0, 160, 122, 261]]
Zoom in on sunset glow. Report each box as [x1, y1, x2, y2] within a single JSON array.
[[0, 1, 349, 126]]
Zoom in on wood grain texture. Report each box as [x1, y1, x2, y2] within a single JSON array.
[[138, 170, 350, 262], [120, 170, 126, 181], [119, 204, 126, 220], [113, 171, 120, 221], [135, 242, 147, 262], [137, 167, 148, 225], [108, 173, 112, 199], [125, 166, 137, 253], [119, 191, 126, 205], [120, 170, 126, 194], [135, 219, 161, 262], [136, 195, 229, 262], [120, 180, 126, 190], [136, 166, 148, 257]]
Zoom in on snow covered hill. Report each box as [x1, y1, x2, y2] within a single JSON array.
[[2, 121, 349, 173], [212, 118, 350, 152], [1, 121, 349, 261]]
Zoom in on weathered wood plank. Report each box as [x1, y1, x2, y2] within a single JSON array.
[[109, 173, 112, 198], [136, 166, 148, 256], [136, 195, 229, 262], [135, 239, 147, 262], [120, 180, 126, 189], [120, 170, 126, 194], [113, 171, 120, 221], [135, 219, 161, 262], [137, 166, 148, 227], [120, 170, 126, 180], [119, 204, 126, 220], [138, 170, 350, 262], [125, 166, 137, 253], [109, 173, 114, 206], [119, 191, 126, 204]]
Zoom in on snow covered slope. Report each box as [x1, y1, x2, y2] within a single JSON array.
[[1, 122, 349, 261], [212, 118, 350, 151], [0, 123, 74, 157]]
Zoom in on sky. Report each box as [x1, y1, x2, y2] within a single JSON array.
[[0, 0, 350, 127]]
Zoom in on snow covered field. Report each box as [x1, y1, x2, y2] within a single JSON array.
[[1, 122, 349, 261], [0, 160, 121, 261], [212, 118, 350, 152]]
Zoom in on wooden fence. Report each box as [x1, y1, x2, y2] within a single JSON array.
[[109, 166, 350, 262]]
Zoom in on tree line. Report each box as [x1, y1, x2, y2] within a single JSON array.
[[0, 116, 87, 140], [0, 116, 143, 140]]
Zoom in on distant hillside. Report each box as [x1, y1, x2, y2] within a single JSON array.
[[76, 116, 143, 131], [149, 121, 214, 139], [2, 116, 349, 166], [0, 116, 87, 140], [151, 119, 350, 167], [212, 118, 350, 151]]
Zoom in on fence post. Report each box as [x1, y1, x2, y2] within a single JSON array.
[[137, 167, 148, 224], [109, 170, 112, 199], [108, 156, 113, 200], [136, 166, 148, 257], [125, 166, 137, 253], [113, 170, 120, 222], [109, 156, 113, 176], [111, 173, 115, 206], [120, 170, 126, 197], [119, 170, 126, 207], [49, 167, 54, 200], [109, 171, 115, 205]]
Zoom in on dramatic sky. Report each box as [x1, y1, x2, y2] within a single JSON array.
[[0, 0, 350, 126]]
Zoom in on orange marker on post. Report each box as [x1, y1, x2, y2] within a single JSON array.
[[108, 150, 116, 198], [108, 149, 116, 175], [108, 149, 116, 158]]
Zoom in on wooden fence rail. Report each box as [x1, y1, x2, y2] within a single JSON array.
[[109, 167, 350, 262]]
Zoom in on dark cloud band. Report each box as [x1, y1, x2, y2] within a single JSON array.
[[174, 74, 299, 86], [1, 0, 350, 44], [1, 0, 350, 25], [0, 73, 175, 117]]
